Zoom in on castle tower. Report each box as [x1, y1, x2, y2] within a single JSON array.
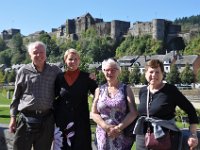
[[152, 19, 165, 41], [66, 19, 75, 35], [111, 20, 130, 40]]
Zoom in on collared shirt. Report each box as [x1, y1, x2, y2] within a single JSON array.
[[10, 63, 61, 117], [64, 69, 80, 86]]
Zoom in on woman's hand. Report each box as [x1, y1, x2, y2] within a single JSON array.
[[188, 124, 198, 149], [89, 73, 96, 80], [188, 134, 198, 150], [107, 125, 122, 139], [103, 124, 114, 136]]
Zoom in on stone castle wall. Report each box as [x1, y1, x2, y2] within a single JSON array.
[[129, 19, 181, 42]]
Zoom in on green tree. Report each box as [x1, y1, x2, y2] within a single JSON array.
[[96, 71, 106, 85], [140, 73, 147, 85], [10, 33, 26, 64], [11, 33, 24, 53], [180, 63, 195, 84], [7, 70, 16, 83], [0, 49, 12, 66], [78, 28, 115, 62], [174, 14, 200, 32], [129, 64, 141, 85], [79, 55, 92, 72], [0, 38, 6, 51], [59, 39, 77, 55], [166, 64, 180, 84], [39, 33, 60, 62], [89, 37, 115, 62], [23, 52, 32, 64], [48, 39, 60, 57], [119, 68, 130, 84], [39, 33, 51, 56], [11, 52, 25, 65]]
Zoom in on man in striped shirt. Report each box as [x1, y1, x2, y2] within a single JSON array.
[[9, 41, 61, 150]]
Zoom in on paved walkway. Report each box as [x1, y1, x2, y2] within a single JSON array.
[[0, 124, 97, 150], [0, 124, 13, 150]]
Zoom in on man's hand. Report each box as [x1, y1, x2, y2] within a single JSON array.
[[9, 117, 17, 133]]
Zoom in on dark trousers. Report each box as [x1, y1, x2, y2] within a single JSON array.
[[13, 113, 54, 150], [136, 131, 182, 150]]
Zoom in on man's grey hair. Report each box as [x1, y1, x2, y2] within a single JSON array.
[[27, 41, 46, 54]]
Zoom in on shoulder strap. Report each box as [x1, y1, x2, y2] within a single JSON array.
[[146, 86, 150, 118], [123, 84, 129, 112], [123, 84, 127, 99]]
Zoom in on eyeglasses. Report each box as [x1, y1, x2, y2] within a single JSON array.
[[104, 68, 118, 73]]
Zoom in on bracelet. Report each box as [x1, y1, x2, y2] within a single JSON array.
[[190, 133, 197, 138], [117, 127, 122, 133], [116, 126, 122, 133]]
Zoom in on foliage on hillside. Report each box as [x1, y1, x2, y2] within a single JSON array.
[[174, 14, 200, 32], [184, 35, 200, 55], [115, 35, 163, 58], [77, 28, 116, 62], [0, 38, 6, 51]]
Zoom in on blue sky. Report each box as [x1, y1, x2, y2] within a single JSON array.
[[0, 0, 199, 36]]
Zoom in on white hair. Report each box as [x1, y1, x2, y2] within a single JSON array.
[[101, 58, 121, 71], [27, 41, 46, 54]]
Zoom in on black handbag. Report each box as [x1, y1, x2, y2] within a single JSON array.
[[123, 84, 137, 137], [123, 117, 138, 137]]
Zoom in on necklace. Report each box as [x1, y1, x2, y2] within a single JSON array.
[[148, 83, 165, 106], [148, 93, 153, 106]]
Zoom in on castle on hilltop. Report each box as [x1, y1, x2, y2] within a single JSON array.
[[0, 29, 20, 41], [0, 13, 190, 51], [51, 13, 130, 41]]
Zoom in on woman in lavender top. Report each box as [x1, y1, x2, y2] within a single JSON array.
[[91, 58, 138, 150]]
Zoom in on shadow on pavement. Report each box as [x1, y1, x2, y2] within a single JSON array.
[[0, 124, 14, 150]]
